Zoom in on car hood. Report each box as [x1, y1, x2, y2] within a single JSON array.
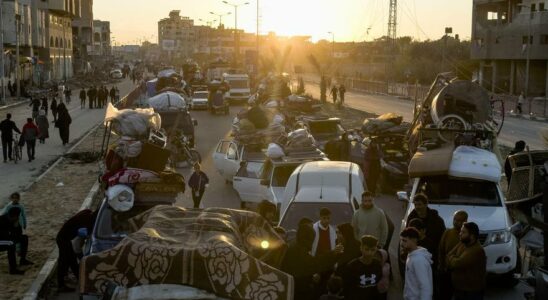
[[430, 204, 509, 231]]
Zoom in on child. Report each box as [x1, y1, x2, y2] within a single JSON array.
[[2, 192, 27, 234], [319, 276, 344, 300]]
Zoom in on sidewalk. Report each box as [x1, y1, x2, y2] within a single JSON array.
[[0, 96, 30, 110]]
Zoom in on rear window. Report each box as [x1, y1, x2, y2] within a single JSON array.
[[280, 202, 354, 231], [418, 175, 501, 206]]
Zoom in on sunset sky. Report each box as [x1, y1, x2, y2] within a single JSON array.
[[95, 0, 472, 45]]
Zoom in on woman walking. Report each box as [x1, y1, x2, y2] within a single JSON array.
[[188, 163, 209, 209], [36, 110, 49, 144], [55, 103, 72, 145]]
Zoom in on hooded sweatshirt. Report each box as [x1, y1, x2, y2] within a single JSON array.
[[404, 247, 433, 300]]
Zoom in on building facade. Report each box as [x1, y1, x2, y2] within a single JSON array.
[[158, 10, 196, 59], [91, 19, 110, 56], [72, 0, 93, 73], [471, 0, 548, 97]]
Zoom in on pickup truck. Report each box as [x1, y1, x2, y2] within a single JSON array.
[[212, 140, 265, 182]]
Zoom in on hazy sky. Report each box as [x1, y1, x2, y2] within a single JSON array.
[[95, 0, 472, 45]]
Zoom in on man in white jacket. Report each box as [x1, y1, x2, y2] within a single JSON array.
[[400, 227, 433, 300], [311, 207, 337, 257]]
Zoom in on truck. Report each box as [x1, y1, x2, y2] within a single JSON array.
[[222, 73, 251, 104]]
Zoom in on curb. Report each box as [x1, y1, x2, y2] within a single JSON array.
[[0, 99, 29, 111]]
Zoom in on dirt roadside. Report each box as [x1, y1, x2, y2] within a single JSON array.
[[0, 125, 107, 300]]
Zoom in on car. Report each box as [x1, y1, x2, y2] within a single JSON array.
[[399, 145, 518, 280], [84, 194, 176, 256], [297, 116, 345, 150], [110, 69, 123, 79], [278, 161, 364, 232], [233, 153, 328, 209], [190, 90, 209, 110], [212, 140, 266, 182]]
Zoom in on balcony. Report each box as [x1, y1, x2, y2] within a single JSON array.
[[48, 0, 76, 17]]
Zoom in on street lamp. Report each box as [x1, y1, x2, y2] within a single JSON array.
[[518, 3, 533, 114], [327, 31, 335, 59], [198, 18, 214, 27], [222, 1, 250, 67], [209, 11, 232, 28]]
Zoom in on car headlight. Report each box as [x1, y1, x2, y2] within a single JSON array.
[[488, 230, 511, 245]]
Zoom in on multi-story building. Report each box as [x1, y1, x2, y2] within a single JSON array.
[[158, 10, 195, 59], [72, 0, 93, 73], [471, 0, 548, 97], [91, 20, 110, 56]]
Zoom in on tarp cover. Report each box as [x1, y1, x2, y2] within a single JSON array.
[[147, 92, 186, 111], [80, 206, 293, 299]]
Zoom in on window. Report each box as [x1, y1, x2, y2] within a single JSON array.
[[487, 11, 498, 20], [417, 176, 501, 206], [523, 35, 533, 44], [541, 35, 548, 45], [531, 3, 536, 11], [50, 36, 54, 46], [540, 3, 546, 11]]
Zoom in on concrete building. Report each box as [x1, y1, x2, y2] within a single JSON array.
[[72, 0, 93, 73], [91, 19, 110, 56], [471, 0, 548, 97], [158, 10, 195, 59]]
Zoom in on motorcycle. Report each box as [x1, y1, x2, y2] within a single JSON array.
[[171, 134, 201, 168]]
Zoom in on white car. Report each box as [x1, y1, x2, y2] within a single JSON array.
[[110, 69, 123, 79], [190, 91, 209, 110], [399, 146, 518, 278], [278, 161, 364, 231], [212, 140, 265, 182]]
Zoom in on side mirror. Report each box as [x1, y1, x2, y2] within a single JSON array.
[[260, 179, 271, 186], [193, 119, 198, 126], [397, 191, 409, 202]]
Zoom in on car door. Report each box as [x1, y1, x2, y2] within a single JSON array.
[[223, 142, 240, 180], [233, 165, 264, 203], [212, 140, 231, 176]]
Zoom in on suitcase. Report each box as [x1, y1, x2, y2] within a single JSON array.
[[128, 142, 171, 172]]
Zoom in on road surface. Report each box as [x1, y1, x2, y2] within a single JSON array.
[[305, 82, 547, 150], [53, 103, 530, 299], [0, 78, 136, 205]]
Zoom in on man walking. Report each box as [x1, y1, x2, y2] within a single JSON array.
[[400, 227, 433, 300], [312, 207, 337, 257], [0, 113, 22, 162], [438, 210, 468, 300], [109, 86, 116, 104], [342, 235, 384, 300], [406, 194, 446, 261], [446, 222, 486, 300], [188, 163, 209, 209], [516, 92, 524, 114], [339, 84, 346, 105], [352, 191, 388, 249], [22, 118, 39, 162], [330, 85, 339, 104], [29, 97, 41, 120], [87, 87, 94, 109], [79, 88, 86, 109]]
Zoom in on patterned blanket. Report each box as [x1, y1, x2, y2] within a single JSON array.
[[80, 206, 293, 299]]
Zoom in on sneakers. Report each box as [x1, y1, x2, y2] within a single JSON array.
[[10, 269, 25, 275], [20, 259, 34, 266]]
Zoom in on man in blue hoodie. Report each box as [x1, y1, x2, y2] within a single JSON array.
[[400, 227, 433, 300]]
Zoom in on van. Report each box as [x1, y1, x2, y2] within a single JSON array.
[[278, 161, 365, 231]]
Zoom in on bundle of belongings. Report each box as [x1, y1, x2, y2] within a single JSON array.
[[361, 113, 408, 136], [80, 206, 294, 300], [266, 128, 322, 159], [156, 69, 183, 93], [147, 91, 187, 111], [285, 95, 322, 114], [103, 103, 185, 211], [232, 106, 286, 145]]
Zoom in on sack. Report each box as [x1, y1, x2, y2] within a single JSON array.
[[266, 143, 285, 159], [106, 184, 134, 212]]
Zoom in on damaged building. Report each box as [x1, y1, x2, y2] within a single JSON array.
[[471, 0, 548, 97]]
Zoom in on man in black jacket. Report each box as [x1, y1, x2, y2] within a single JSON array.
[[0, 207, 33, 274], [0, 113, 22, 162], [406, 193, 446, 250]]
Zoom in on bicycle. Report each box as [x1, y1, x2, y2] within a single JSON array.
[[12, 134, 23, 164]]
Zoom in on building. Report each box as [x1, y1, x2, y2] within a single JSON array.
[[471, 0, 548, 97], [72, 0, 93, 73], [158, 10, 195, 59], [91, 20, 110, 57]]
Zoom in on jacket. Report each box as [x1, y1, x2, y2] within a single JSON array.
[[407, 208, 446, 248], [0, 214, 18, 241], [403, 247, 433, 300], [188, 171, 209, 191], [438, 228, 461, 271], [352, 205, 388, 247], [447, 241, 487, 292], [311, 221, 337, 256], [22, 122, 40, 141], [0, 119, 21, 139], [1, 203, 27, 229]]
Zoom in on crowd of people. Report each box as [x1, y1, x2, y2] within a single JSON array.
[[268, 191, 488, 300], [81, 86, 119, 109]]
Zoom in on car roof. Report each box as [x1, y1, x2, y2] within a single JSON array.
[[299, 161, 354, 174], [293, 186, 350, 203]]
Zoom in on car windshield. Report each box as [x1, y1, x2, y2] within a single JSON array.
[[227, 79, 248, 89], [193, 92, 208, 99], [280, 202, 354, 231], [272, 165, 299, 187], [96, 205, 155, 240], [309, 122, 341, 136], [418, 175, 501, 206]]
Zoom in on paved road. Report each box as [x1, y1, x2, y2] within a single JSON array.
[[0, 78, 136, 205], [305, 82, 547, 150]]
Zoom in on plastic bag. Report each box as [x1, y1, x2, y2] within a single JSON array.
[[267, 143, 285, 158], [104, 103, 161, 137], [115, 136, 143, 159], [106, 184, 134, 212]]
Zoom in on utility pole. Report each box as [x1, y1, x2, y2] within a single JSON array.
[[386, 0, 398, 93], [63, 19, 67, 82], [525, 7, 532, 114], [0, 0, 5, 104], [327, 31, 335, 59], [256, 0, 259, 76], [15, 12, 20, 101], [222, 1, 250, 68]]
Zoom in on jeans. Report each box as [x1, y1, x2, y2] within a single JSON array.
[[56, 238, 79, 287], [1, 137, 13, 161], [26, 139, 36, 160], [0, 234, 28, 272], [192, 189, 204, 208]]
